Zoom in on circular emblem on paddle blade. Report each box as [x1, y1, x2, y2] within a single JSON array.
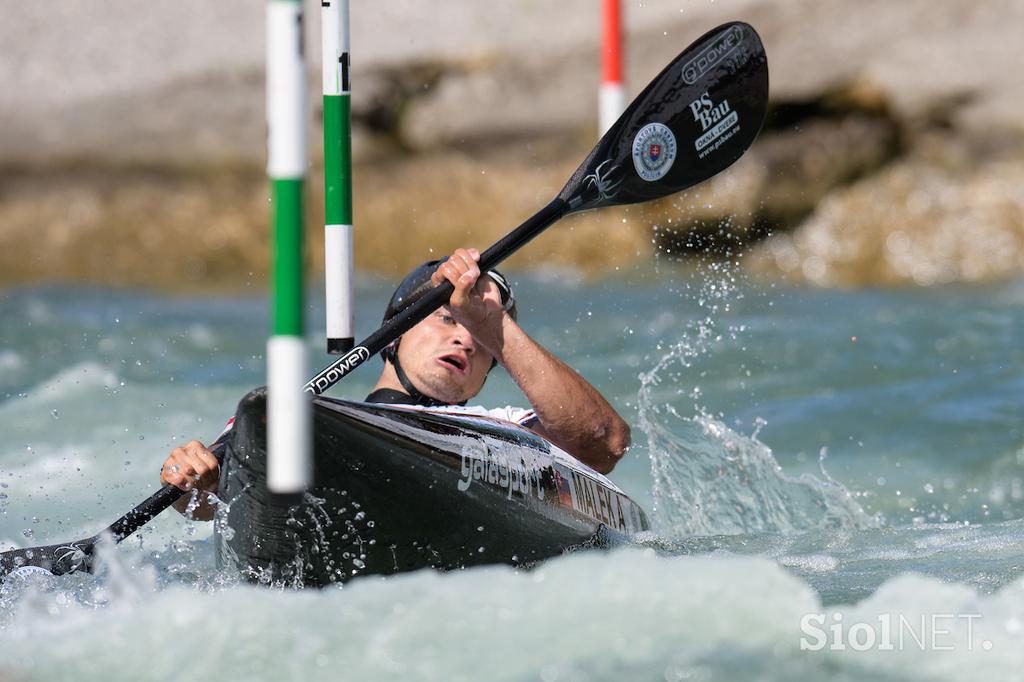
[[632, 122, 677, 182]]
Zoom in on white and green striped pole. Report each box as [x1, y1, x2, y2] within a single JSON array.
[[322, 0, 355, 354], [266, 0, 311, 493]]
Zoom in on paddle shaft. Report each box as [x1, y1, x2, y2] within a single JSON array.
[[102, 195, 565, 541], [105, 436, 229, 542], [0, 436, 229, 578], [304, 197, 568, 395]]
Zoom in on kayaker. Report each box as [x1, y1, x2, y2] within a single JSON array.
[[160, 247, 630, 518]]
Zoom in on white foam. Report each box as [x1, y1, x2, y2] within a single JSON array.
[[0, 443, 93, 480], [778, 553, 841, 573], [818, 573, 1023, 676], [21, 362, 120, 404], [0, 349, 23, 372], [1, 549, 1023, 681]]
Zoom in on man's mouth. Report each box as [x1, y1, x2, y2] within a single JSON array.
[[437, 354, 467, 374]]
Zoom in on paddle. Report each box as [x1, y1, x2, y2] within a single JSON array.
[[305, 20, 768, 395], [0, 438, 231, 581], [0, 21, 768, 582]]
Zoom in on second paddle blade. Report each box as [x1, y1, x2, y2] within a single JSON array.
[[560, 21, 769, 214]]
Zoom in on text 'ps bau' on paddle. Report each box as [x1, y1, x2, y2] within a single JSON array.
[[1, 21, 768, 584]]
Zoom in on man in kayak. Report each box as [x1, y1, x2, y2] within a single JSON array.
[[160, 247, 630, 518]]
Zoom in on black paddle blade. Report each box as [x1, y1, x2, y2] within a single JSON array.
[[559, 21, 768, 213], [0, 537, 96, 581]]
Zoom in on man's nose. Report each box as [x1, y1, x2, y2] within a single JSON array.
[[450, 324, 474, 352]]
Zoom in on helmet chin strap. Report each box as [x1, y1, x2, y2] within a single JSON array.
[[386, 339, 467, 408]]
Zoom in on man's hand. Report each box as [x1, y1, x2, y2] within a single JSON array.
[[431, 248, 507, 355], [160, 440, 220, 519]]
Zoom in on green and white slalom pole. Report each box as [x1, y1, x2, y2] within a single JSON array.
[[266, 0, 311, 493], [322, 0, 355, 355]]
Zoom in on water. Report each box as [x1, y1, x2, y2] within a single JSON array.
[[1, 266, 1023, 681]]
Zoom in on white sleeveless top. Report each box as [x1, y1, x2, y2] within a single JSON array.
[[394, 403, 538, 427]]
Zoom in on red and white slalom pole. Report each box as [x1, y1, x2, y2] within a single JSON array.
[[599, 0, 625, 135]]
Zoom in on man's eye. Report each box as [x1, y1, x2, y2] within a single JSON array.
[[437, 313, 455, 325]]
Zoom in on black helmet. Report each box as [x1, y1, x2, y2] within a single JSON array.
[[381, 258, 516, 375], [382, 258, 516, 326], [379, 259, 516, 407]]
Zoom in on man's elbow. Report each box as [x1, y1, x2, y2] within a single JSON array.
[[590, 419, 631, 474]]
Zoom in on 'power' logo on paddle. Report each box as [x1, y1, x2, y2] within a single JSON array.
[[307, 345, 371, 393], [681, 24, 744, 85], [632, 123, 677, 182]]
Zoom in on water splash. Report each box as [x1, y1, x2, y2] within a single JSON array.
[[0, 534, 156, 632], [638, 259, 874, 535]]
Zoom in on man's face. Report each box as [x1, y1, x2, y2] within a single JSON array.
[[393, 307, 494, 403]]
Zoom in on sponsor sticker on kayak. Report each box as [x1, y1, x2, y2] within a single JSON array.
[[554, 463, 644, 533], [458, 440, 545, 501]]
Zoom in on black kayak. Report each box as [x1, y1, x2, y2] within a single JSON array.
[[215, 387, 650, 587]]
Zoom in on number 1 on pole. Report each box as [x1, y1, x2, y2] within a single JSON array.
[[322, 0, 355, 354]]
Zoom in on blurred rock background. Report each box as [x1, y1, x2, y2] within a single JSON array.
[[1, 0, 1022, 289]]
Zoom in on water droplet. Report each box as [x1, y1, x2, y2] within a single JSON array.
[[50, 409, 59, 419], [22, 528, 33, 538]]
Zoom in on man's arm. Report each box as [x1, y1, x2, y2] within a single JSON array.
[[494, 317, 631, 474], [434, 248, 630, 473]]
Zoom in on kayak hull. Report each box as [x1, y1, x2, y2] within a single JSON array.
[[215, 388, 649, 587]]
